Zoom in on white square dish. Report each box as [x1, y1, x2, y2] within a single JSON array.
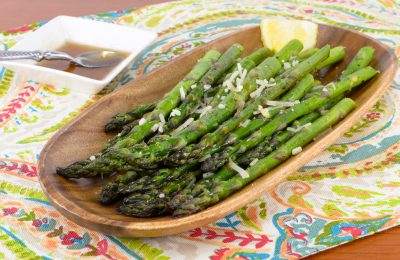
[[0, 15, 157, 94]]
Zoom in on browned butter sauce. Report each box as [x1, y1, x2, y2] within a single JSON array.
[[37, 42, 128, 80]]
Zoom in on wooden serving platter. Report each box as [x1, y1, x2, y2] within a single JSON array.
[[38, 24, 397, 237]]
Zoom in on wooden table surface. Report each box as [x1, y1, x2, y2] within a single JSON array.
[[1, 1, 399, 259]]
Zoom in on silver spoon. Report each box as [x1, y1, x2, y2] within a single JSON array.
[[0, 50, 124, 68]]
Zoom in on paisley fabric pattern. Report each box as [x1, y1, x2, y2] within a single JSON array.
[[0, 0, 399, 258]]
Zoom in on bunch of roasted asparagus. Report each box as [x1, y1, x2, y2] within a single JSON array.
[[57, 40, 377, 217]]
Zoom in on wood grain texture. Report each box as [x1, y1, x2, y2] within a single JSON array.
[[38, 25, 397, 237]]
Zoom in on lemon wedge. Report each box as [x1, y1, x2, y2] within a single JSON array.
[[260, 17, 318, 53]]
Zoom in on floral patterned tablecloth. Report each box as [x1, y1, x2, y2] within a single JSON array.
[[0, 0, 399, 259]]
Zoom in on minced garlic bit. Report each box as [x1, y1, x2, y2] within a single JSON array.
[[202, 172, 214, 178], [190, 84, 197, 89], [229, 158, 249, 178], [173, 117, 194, 133], [89, 155, 96, 161], [138, 117, 146, 125], [240, 119, 251, 127], [265, 100, 300, 107], [249, 158, 259, 166], [180, 86, 186, 100], [159, 193, 165, 198], [258, 105, 270, 119], [170, 108, 181, 117], [203, 84, 212, 91], [218, 103, 225, 109], [291, 146, 303, 155]]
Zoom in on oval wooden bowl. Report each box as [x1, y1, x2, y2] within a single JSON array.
[[38, 24, 398, 237]]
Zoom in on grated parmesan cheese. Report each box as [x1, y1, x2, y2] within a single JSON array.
[[256, 79, 269, 86], [258, 105, 270, 119], [250, 85, 265, 98], [291, 146, 303, 155], [203, 84, 212, 91], [159, 113, 165, 124], [190, 84, 197, 89], [287, 122, 311, 133], [180, 87, 186, 100], [249, 158, 259, 166], [237, 63, 244, 75], [198, 105, 213, 117], [89, 155, 96, 161], [265, 100, 300, 107], [202, 172, 214, 178], [229, 158, 249, 178], [240, 119, 251, 127], [218, 103, 225, 109], [283, 62, 291, 70], [159, 193, 165, 198], [151, 123, 160, 132], [173, 117, 194, 133], [138, 117, 146, 125], [170, 108, 181, 117]]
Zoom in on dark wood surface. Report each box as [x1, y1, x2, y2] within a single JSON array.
[[3, 0, 400, 258]]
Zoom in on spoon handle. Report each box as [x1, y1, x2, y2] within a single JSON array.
[[0, 50, 46, 61], [0, 50, 73, 62]]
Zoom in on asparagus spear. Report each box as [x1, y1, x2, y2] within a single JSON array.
[[316, 46, 346, 70], [119, 171, 199, 217], [167, 73, 315, 166], [175, 95, 343, 207], [172, 98, 357, 216], [226, 45, 346, 146], [114, 52, 285, 169], [200, 46, 344, 153], [172, 46, 330, 166], [57, 50, 221, 178], [226, 74, 315, 145], [114, 49, 222, 148], [209, 48, 273, 108], [201, 66, 377, 172], [166, 44, 245, 131], [104, 103, 156, 133], [237, 111, 320, 166], [341, 46, 375, 77], [99, 171, 138, 204], [298, 47, 319, 60]]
